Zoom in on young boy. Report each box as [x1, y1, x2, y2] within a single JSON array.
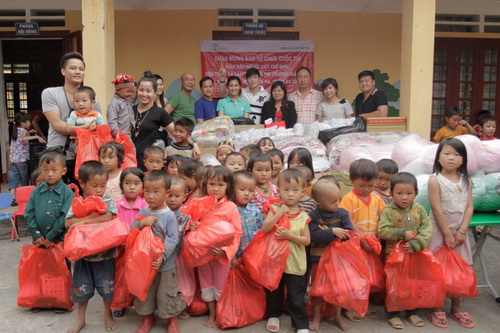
[[223, 152, 247, 173], [374, 159, 399, 204], [294, 165, 317, 214], [232, 171, 263, 264], [65, 161, 118, 333], [339, 158, 386, 321], [143, 145, 165, 173], [473, 109, 491, 137], [130, 171, 185, 333], [165, 117, 195, 159], [216, 140, 235, 164], [239, 144, 261, 167], [25, 151, 74, 312], [167, 176, 189, 216], [478, 115, 497, 141], [433, 106, 476, 143], [378, 172, 432, 329], [66, 86, 105, 158], [309, 176, 353, 332], [107, 73, 135, 137], [266, 149, 285, 185], [178, 160, 204, 201]]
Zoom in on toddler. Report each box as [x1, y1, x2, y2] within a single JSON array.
[[294, 165, 317, 214], [99, 142, 125, 201], [239, 144, 261, 166], [166, 155, 186, 177], [266, 149, 285, 185], [178, 160, 204, 201], [31, 167, 45, 186], [248, 153, 279, 212], [223, 152, 246, 173], [257, 137, 276, 153], [115, 167, 147, 225], [143, 146, 165, 173], [216, 140, 235, 164], [374, 159, 399, 204], [107, 73, 135, 137]]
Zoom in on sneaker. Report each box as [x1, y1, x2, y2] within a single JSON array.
[[11, 200, 18, 207]]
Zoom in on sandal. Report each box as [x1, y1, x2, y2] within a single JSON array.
[[112, 308, 126, 317], [366, 309, 377, 318], [450, 312, 475, 329], [266, 317, 280, 332], [426, 311, 448, 328], [343, 310, 362, 322], [387, 317, 404, 329], [407, 314, 424, 327], [178, 310, 190, 319]]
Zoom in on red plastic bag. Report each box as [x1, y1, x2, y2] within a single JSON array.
[[262, 197, 281, 215], [180, 195, 217, 222], [64, 218, 130, 261], [305, 300, 335, 319], [71, 195, 107, 218], [265, 121, 286, 128], [310, 232, 370, 317], [181, 220, 236, 268], [126, 226, 165, 301], [434, 246, 478, 299], [176, 255, 196, 306], [187, 276, 209, 316], [110, 246, 134, 309], [17, 243, 74, 309], [216, 262, 266, 329], [75, 125, 137, 179], [362, 236, 385, 293], [385, 241, 446, 312], [242, 213, 290, 291]]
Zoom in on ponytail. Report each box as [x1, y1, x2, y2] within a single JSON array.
[[10, 113, 30, 142]]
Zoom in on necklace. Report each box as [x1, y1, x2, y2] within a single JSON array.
[[257, 184, 270, 194], [133, 106, 152, 137]]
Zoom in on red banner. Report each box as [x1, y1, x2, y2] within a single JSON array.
[[201, 40, 314, 97]]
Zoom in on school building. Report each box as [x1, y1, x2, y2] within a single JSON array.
[[0, 0, 499, 180]]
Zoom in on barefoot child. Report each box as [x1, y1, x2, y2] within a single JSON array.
[[374, 159, 399, 205], [264, 168, 311, 333], [378, 172, 432, 329], [249, 153, 279, 213], [308, 176, 353, 332], [65, 161, 119, 333], [131, 171, 185, 333], [99, 142, 125, 201]]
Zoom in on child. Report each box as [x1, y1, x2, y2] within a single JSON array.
[[239, 144, 261, 166], [130, 171, 185, 333], [217, 76, 251, 118], [473, 109, 491, 137], [264, 169, 311, 333], [257, 137, 276, 153], [178, 160, 204, 201], [25, 151, 74, 312], [309, 176, 353, 332], [143, 145, 165, 173], [31, 167, 45, 186], [166, 155, 186, 177], [216, 140, 235, 165], [478, 115, 496, 141], [288, 147, 315, 196], [317, 78, 354, 122], [374, 159, 399, 204], [266, 149, 285, 185], [65, 161, 119, 333], [167, 176, 189, 215], [165, 117, 195, 159], [426, 138, 475, 329], [339, 158, 385, 321], [107, 73, 135, 137], [99, 142, 125, 201], [232, 171, 263, 262], [115, 167, 147, 225], [188, 166, 242, 327], [249, 153, 280, 212], [9, 112, 45, 205], [433, 106, 476, 143], [294, 165, 317, 214], [223, 152, 247, 173], [378, 172, 432, 329], [66, 86, 105, 158]]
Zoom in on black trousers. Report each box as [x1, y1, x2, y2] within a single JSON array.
[[266, 273, 309, 330]]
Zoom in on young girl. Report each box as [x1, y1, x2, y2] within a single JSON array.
[[223, 152, 247, 173], [216, 140, 235, 165], [266, 149, 285, 185], [288, 148, 315, 196], [166, 155, 186, 177], [264, 169, 311, 333], [249, 153, 280, 212], [317, 78, 354, 122], [257, 137, 276, 153], [31, 168, 45, 187], [9, 113, 45, 206], [178, 160, 204, 202], [427, 138, 475, 329], [188, 166, 242, 328], [217, 76, 251, 119], [115, 167, 147, 225], [99, 142, 125, 202]]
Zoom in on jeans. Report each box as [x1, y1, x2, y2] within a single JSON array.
[[8, 161, 29, 189]]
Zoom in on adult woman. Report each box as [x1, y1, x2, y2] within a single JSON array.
[[216, 76, 250, 118], [316, 78, 353, 122], [261, 81, 297, 128]]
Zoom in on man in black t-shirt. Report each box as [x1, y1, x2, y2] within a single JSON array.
[[354, 70, 388, 118]]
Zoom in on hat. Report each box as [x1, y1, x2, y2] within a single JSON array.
[[112, 73, 134, 89], [216, 140, 235, 153], [245, 67, 261, 78]]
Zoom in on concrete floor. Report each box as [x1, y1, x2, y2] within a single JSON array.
[[1, 184, 500, 332]]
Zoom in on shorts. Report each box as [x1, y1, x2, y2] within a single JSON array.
[[135, 268, 186, 319], [8, 161, 29, 189], [70, 258, 115, 303]]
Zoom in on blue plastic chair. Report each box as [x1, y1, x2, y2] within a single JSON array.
[[0, 193, 19, 241]]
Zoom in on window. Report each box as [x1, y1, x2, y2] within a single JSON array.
[[4, 63, 30, 121], [218, 8, 294, 28]]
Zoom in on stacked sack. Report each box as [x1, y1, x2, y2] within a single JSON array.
[[191, 116, 235, 148]]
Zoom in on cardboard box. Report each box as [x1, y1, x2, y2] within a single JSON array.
[[366, 117, 407, 132]]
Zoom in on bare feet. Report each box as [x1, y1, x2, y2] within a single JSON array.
[[136, 314, 155, 333], [334, 316, 350, 331], [67, 317, 85, 333], [203, 315, 217, 328], [167, 317, 180, 333], [105, 316, 119, 331], [309, 316, 321, 332]]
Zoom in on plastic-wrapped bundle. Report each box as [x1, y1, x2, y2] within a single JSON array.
[[339, 143, 396, 171], [481, 140, 500, 174], [318, 117, 366, 144], [200, 154, 221, 166], [327, 131, 411, 169], [391, 134, 437, 175], [475, 172, 500, 212], [456, 135, 486, 174], [414, 174, 431, 213], [273, 136, 328, 161], [471, 172, 487, 210], [233, 127, 295, 150], [313, 157, 331, 173], [400, 143, 437, 176], [191, 116, 235, 148]]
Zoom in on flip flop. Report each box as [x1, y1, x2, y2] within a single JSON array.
[[426, 311, 448, 328], [112, 308, 126, 317], [387, 317, 404, 329], [450, 312, 475, 329], [407, 314, 424, 327], [266, 317, 280, 332], [343, 310, 362, 322]]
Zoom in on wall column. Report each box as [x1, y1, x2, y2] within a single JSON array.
[[400, 0, 436, 138], [82, 0, 115, 120]]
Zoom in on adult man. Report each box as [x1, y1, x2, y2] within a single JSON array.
[[165, 72, 196, 123], [42, 52, 100, 182], [219, 67, 270, 124], [354, 70, 388, 118], [288, 66, 323, 125]]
